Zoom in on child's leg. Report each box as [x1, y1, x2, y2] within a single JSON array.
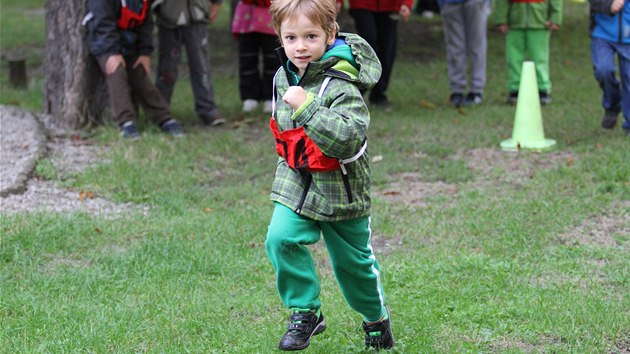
[[506, 29, 526, 92], [127, 59, 172, 126], [238, 33, 263, 101], [591, 38, 622, 114], [463, 0, 489, 94], [265, 203, 323, 311], [261, 33, 279, 102], [527, 29, 551, 92], [321, 217, 386, 322], [441, 3, 468, 94], [615, 42, 630, 130], [155, 26, 182, 104]]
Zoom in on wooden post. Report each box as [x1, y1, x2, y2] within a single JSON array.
[[7, 56, 27, 89]]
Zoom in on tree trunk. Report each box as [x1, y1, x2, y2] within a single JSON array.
[[44, 0, 108, 130]]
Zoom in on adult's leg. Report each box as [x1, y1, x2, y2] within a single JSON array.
[[155, 26, 182, 104], [98, 57, 137, 126], [184, 23, 219, 117], [349, 9, 379, 98], [591, 38, 621, 114], [527, 29, 551, 92], [506, 29, 526, 92], [441, 3, 467, 94], [266, 203, 323, 311], [321, 217, 386, 322], [613, 41, 630, 130], [464, 0, 489, 93], [370, 12, 398, 103]]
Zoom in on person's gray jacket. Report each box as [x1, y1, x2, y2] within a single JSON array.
[[152, 0, 222, 29]]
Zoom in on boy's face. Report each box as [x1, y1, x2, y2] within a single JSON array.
[[280, 14, 335, 76]]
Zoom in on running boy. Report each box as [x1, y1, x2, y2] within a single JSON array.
[[265, 0, 393, 350]]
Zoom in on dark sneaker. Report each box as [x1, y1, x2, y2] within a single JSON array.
[[449, 93, 464, 107], [463, 92, 483, 106], [160, 119, 185, 137], [370, 98, 392, 112], [362, 313, 394, 350], [539, 91, 552, 105], [601, 110, 618, 129], [200, 112, 226, 127], [119, 121, 140, 139], [507, 91, 518, 106], [278, 310, 326, 351]]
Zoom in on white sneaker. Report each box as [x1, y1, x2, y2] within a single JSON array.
[[263, 100, 273, 113], [242, 99, 258, 112]]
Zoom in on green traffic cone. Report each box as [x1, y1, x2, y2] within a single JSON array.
[[500, 61, 556, 152]]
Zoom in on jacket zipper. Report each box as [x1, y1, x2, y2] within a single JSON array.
[[341, 171, 353, 203], [295, 173, 312, 214]]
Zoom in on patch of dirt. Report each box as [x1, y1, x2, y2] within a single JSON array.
[[375, 173, 458, 207], [556, 201, 630, 248]]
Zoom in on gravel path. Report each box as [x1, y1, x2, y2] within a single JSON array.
[[0, 105, 148, 216]]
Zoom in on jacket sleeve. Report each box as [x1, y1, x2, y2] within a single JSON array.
[[589, 0, 614, 14], [548, 0, 563, 25], [86, 0, 121, 59], [136, 0, 154, 56], [293, 79, 369, 160], [493, 0, 510, 25]]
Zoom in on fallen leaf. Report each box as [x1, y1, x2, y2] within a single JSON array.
[[371, 155, 383, 163], [79, 191, 87, 201], [203, 208, 213, 213], [383, 190, 400, 196], [566, 156, 574, 166], [419, 100, 437, 109]]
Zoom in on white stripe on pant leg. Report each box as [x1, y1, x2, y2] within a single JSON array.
[[367, 217, 385, 309]]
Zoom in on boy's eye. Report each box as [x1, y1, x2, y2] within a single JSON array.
[[307, 34, 317, 40], [285, 35, 295, 41]]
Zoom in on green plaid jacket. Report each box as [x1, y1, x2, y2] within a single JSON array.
[[270, 32, 382, 222]]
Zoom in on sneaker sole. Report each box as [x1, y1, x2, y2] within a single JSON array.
[[278, 319, 326, 351]]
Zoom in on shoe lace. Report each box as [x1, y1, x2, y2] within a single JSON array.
[[363, 321, 387, 345]]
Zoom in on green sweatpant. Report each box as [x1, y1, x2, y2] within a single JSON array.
[[265, 202, 386, 322], [506, 29, 552, 92]]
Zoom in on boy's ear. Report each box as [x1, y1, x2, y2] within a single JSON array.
[[327, 34, 336, 45]]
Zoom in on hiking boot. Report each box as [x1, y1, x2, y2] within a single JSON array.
[[601, 110, 618, 129], [539, 91, 552, 105], [160, 119, 185, 137], [278, 310, 326, 351], [362, 314, 394, 350], [119, 121, 140, 139], [242, 99, 259, 113], [507, 91, 518, 106], [463, 92, 483, 106], [449, 92, 464, 107], [200, 112, 226, 127]]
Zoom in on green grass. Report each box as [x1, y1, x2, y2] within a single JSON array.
[[1, 1, 629, 352]]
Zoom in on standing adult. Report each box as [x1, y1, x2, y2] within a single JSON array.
[[438, 0, 490, 107], [85, 0, 185, 139], [589, 0, 630, 136], [153, 0, 226, 126], [346, 0, 413, 110]]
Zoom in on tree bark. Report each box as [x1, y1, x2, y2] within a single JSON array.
[[44, 0, 108, 130]]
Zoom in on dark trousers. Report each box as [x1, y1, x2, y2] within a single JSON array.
[[237, 32, 279, 101], [156, 23, 219, 118], [98, 56, 171, 127], [349, 9, 398, 103]]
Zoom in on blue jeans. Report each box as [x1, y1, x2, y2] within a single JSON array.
[[591, 37, 630, 130]]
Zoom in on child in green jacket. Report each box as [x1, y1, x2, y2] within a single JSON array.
[[265, 0, 393, 350], [495, 0, 563, 105]]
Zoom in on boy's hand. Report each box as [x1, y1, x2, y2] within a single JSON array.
[[105, 54, 125, 75], [283, 86, 307, 110], [209, 3, 221, 22], [546, 21, 560, 30], [497, 24, 509, 34], [611, 0, 624, 13], [399, 4, 411, 21], [133, 55, 151, 76]]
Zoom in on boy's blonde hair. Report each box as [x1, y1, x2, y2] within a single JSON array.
[[269, 0, 339, 40]]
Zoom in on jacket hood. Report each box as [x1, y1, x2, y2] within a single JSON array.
[[276, 32, 382, 90]]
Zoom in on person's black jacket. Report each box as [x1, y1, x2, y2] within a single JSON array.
[[85, 0, 154, 60]]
